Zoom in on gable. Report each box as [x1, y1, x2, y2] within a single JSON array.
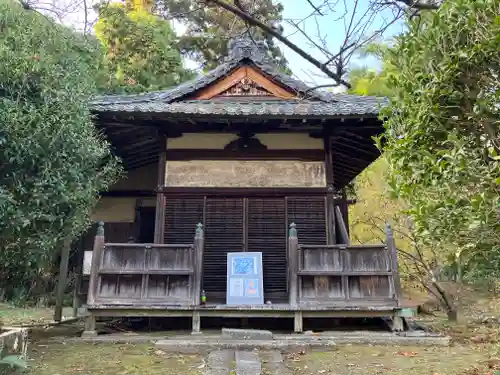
[[190, 66, 297, 100]]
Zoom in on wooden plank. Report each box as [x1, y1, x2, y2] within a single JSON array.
[[298, 271, 393, 276], [98, 269, 194, 275]]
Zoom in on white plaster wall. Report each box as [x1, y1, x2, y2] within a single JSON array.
[[167, 133, 323, 150], [165, 160, 326, 187]]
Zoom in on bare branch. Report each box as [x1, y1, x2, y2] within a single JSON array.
[[306, 0, 324, 15], [205, 0, 352, 88]]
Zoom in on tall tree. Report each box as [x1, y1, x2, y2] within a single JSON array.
[[160, 0, 290, 71], [0, 0, 120, 300], [381, 0, 500, 279], [95, 1, 194, 94]]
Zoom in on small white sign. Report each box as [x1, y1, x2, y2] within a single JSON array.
[[83, 251, 93, 275]]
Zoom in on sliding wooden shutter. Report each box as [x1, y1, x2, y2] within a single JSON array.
[[203, 198, 244, 299], [286, 196, 327, 245], [247, 198, 287, 301], [164, 197, 205, 244]]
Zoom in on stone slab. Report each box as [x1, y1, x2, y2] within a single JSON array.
[[235, 350, 261, 375], [222, 328, 273, 340], [204, 350, 234, 375], [76, 331, 450, 348]]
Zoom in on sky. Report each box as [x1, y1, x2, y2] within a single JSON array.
[[276, 0, 405, 88], [41, 0, 405, 90]]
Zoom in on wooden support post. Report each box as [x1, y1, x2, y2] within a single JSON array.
[[391, 312, 404, 332], [82, 314, 97, 337], [154, 136, 167, 244], [192, 223, 204, 305], [72, 237, 84, 318], [323, 131, 336, 244], [191, 311, 201, 335], [54, 236, 72, 322], [288, 223, 299, 307], [86, 222, 105, 306], [386, 223, 402, 304], [294, 311, 303, 333]]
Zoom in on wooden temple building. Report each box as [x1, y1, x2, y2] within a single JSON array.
[[80, 38, 404, 336]]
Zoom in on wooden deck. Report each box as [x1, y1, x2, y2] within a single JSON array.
[[82, 221, 404, 335]]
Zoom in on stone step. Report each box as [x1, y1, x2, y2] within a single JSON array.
[[235, 350, 261, 375], [204, 349, 234, 375]]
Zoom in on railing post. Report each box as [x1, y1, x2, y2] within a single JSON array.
[[386, 223, 402, 304], [288, 223, 299, 307], [192, 223, 204, 305], [87, 221, 105, 306]]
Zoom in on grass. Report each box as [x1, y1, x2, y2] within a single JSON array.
[[0, 303, 55, 327], [5, 285, 500, 374], [29, 342, 203, 375], [288, 344, 500, 375]]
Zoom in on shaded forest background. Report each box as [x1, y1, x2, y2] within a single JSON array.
[[0, 0, 498, 318]]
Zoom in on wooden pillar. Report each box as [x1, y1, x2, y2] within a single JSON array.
[[54, 236, 73, 322], [86, 222, 105, 306], [72, 236, 84, 318], [192, 223, 204, 305], [386, 223, 402, 303], [82, 221, 105, 337], [191, 311, 201, 335], [154, 136, 167, 243], [288, 223, 299, 307], [323, 131, 336, 244], [294, 311, 303, 333]]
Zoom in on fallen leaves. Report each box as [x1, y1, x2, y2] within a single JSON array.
[[395, 351, 418, 357]]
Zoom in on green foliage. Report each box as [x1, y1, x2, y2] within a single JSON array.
[[94, 1, 194, 93], [0, 0, 121, 299], [381, 0, 500, 278], [160, 0, 290, 72], [348, 44, 394, 97]]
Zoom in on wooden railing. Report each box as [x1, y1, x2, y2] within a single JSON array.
[[87, 221, 204, 306], [288, 222, 401, 306]]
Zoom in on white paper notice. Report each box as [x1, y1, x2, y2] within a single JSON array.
[[229, 278, 244, 297], [83, 251, 93, 275]]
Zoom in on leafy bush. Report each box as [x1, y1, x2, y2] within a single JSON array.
[[381, 0, 500, 278], [0, 0, 121, 300]]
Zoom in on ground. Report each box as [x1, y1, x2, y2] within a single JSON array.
[[29, 343, 202, 375], [3, 285, 500, 374]]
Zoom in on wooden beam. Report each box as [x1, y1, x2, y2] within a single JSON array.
[[158, 187, 328, 196], [166, 149, 325, 161], [100, 190, 156, 197], [54, 236, 72, 322]]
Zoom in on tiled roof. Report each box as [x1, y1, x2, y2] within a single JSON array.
[[91, 97, 387, 117], [90, 38, 387, 117]]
